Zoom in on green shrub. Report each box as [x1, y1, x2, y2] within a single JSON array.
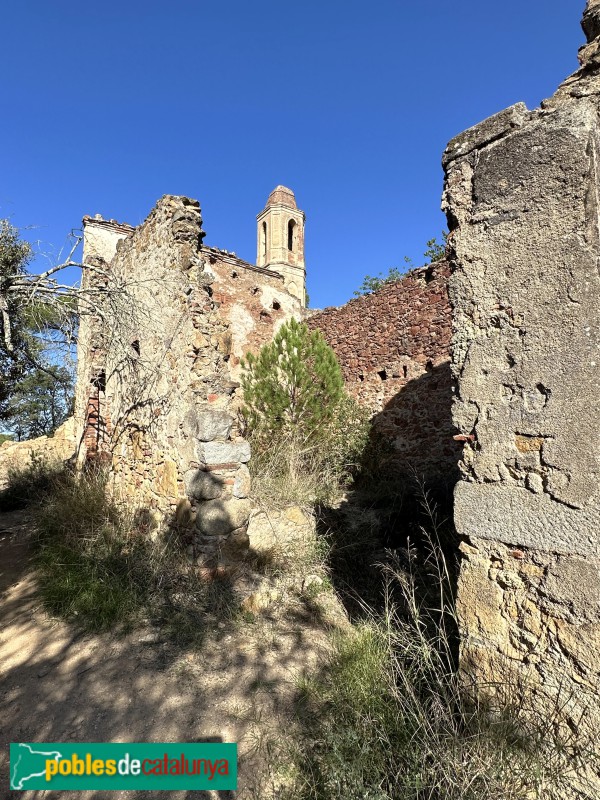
[[241, 318, 345, 443], [241, 319, 371, 506]]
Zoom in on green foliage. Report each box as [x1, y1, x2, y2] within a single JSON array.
[[354, 232, 448, 296], [5, 366, 73, 440], [0, 432, 14, 445], [0, 219, 33, 414], [423, 230, 448, 264], [0, 219, 76, 432], [353, 265, 407, 297], [241, 319, 371, 505], [241, 318, 345, 443]]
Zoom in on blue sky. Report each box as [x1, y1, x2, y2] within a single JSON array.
[[1, 1, 583, 308]]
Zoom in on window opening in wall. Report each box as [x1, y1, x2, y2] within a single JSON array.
[[259, 310, 271, 323], [231, 270, 238, 278], [262, 221, 267, 258], [92, 370, 106, 393], [287, 219, 296, 252], [377, 369, 388, 381], [403, 365, 408, 379], [358, 374, 364, 382], [272, 300, 281, 310]]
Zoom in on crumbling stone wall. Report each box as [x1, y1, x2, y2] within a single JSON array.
[[0, 418, 76, 489], [74, 216, 134, 462], [76, 195, 301, 563], [443, 2, 600, 788], [203, 245, 300, 381], [307, 263, 461, 482]]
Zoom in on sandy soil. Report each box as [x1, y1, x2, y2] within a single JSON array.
[[0, 509, 342, 799]]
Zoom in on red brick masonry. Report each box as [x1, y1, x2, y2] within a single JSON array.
[[307, 262, 461, 482]]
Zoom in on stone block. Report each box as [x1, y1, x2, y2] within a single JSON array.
[[442, 103, 530, 167], [195, 498, 252, 537], [232, 464, 251, 498], [155, 459, 179, 497], [184, 468, 223, 501], [198, 441, 251, 465], [247, 511, 278, 554], [182, 409, 233, 442]]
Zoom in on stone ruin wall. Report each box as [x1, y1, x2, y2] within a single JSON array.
[[443, 2, 600, 788], [75, 195, 301, 560], [204, 246, 300, 383], [74, 217, 134, 463], [307, 262, 461, 484]]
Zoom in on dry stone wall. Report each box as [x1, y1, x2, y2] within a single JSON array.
[[307, 263, 461, 483], [76, 195, 301, 564], [443, 2, 600, 789], [0, 418, 76, 489]]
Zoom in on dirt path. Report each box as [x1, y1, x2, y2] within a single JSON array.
[[0, 510, 341, 799]]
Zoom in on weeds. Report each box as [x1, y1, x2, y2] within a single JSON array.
[[14, 466, 238, 637], [0, 451, 65, 511], [282, 495, 593, 800]]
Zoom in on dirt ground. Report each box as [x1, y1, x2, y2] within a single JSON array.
[[0, 509, 344, 799]]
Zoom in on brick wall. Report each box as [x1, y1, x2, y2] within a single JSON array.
[[307, 262, 460, 483]]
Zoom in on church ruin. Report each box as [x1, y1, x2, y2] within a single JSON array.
[[67, 4, 600, 790], [74, 188, 305, 546]]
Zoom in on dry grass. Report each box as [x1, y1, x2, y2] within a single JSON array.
[[277, 494, 596, 800]]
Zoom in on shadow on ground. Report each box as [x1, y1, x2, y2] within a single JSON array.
[[0, 507, 338, 800]]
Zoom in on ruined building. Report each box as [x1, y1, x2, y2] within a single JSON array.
[[70, 5, 600, 788], [74, 188, 306, 544], [444, 0, 600, 789], [307, 262, 460, 485], [75, 183, 459, 526]]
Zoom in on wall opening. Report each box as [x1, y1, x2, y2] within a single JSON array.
[[91, 370, 106, 393], [262, 221, 267, 259], [288, 219, 296, 252]]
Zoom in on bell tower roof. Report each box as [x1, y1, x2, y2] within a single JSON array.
[[265, 185, 297, 210]]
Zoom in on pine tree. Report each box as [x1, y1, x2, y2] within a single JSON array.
[[241, 318, 345, 443]]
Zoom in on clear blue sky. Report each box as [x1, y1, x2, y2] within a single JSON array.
[[1, 1, 583, 308]]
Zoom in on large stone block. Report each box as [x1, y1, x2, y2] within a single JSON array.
[[197, 441, 251, 465], [195, 498, 252, 536], [184, 468, 223, 501], [182, 409, 233, 442], [448, 100, 600, 538]]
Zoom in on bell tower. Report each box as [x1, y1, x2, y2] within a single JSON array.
[[256, 185, 306, 306]]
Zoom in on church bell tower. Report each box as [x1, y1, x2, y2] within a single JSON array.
[[256, 185, 306, 307]]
